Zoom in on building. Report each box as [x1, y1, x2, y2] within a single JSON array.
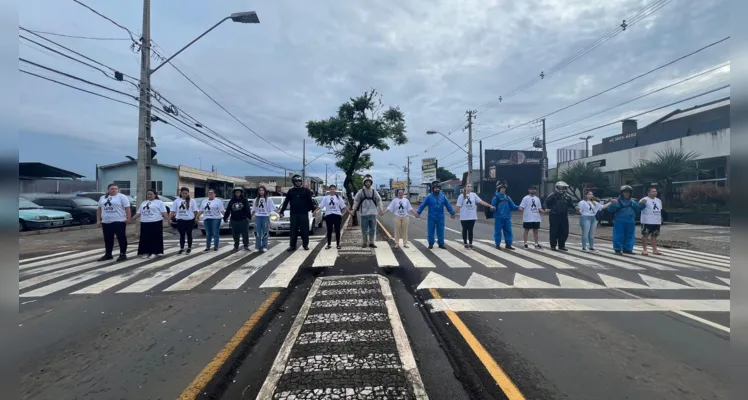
[[440, 180, 463, 199], [96, 160, 247, 198], [556, 97, 730, 196], [19, 162, 97, 194], [244, 174, 325, 196]]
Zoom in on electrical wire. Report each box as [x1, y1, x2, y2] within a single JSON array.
[[23, 28, 131, 41], [71, 0, 139, 44], [20, 58, 137, 100], [20, 69, 137, 107]]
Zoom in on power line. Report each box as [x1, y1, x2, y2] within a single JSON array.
[[20, 58, 137, 100], [23, 28, 131, 41], [20, 69, 137, 107], [71, 0, 139, 44]]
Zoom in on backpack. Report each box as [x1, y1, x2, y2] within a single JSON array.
[[356, 189, 377, 211], [484, 195, 508, 219]]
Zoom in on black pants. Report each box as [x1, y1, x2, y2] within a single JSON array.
[[231, 219, 249, 248], [289, 213, 310, 248], [137, 220, 164, 255], [460, 220, 476, 244], [325, 214, 342, 245], [102, 221, 127, 256], [549, 213, 569, 248], [176, 219, 194, 249]]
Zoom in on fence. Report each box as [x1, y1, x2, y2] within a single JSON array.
[[556, 141, 588, 164], [20, 179, 98, 194]]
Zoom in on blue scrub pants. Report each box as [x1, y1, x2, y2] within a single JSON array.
[[494, 217, 513, 246], [612, 221, 636, 252], [427, 216, 445, 246]]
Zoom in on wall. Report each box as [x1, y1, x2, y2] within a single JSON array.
[[20, 179, 97, 194], [97, 164, 179, 197]]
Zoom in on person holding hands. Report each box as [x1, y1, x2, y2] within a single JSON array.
[[416, 180, 456, 249], [455, 183, 494, 249]]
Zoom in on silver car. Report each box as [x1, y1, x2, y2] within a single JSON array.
[[268, 196, 320, 235], [198, 198, 255, 235]]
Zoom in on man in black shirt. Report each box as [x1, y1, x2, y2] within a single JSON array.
[[224, 187, 252, 252], [544, 181, 572, 251], [280, 174, 316, 252]]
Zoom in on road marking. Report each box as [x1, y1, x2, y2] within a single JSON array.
[[426, 298, 731, 313], [415, 240, 471, 268], [417, 272, 464, 290], [667, 247, 730, 260], [527, 248, 605, 269], [117, 247, 233, 293], [164, 250, 253, 291], [514, 247, 576, 270], [20, 251, 117, 277], [473, 241, 544, 269], [259, 242, 319, 288], [513, 273, 558, 289], [638, 274, 694, 290], [20, 251, 137, 290], [429, 289, 526, 400], [376, 219, 393, 241], [312, 245, 338, 267], [20, 250, 75, 264], [20, 248, 100, 270], [374, 242, 399, 267], [445, 226, 462, 234], [400, 244, 437, 268], [565, 248, 646, 271], [717, 277, 730, 285], [597, 273, 649, 289], [464, 273, 512, 289], [177, 292, 279, 400], [72, 252, 184, 294], [212, 244, 286, 290], [556, 273, 606, 289], [677, 275, 730, 290], [450, 240, 508, 268]]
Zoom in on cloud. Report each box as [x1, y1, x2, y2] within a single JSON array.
[[15, 0, 730, 186]]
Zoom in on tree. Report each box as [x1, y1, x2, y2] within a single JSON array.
[[436, 167, 457, 182], [559, 161, 612, 201], [307, 89, 407, 225], [631, 148, 699, 202]]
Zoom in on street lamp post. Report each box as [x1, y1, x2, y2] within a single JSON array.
[[426, 130, 470, 184], [134, 2, 259, 236], [579, 135, 593, 158]]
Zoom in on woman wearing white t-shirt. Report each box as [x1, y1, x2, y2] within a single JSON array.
[[455, 184, 494, 249], [383, 189, 416, 248], [201, 190, 226, 252], [170, 187, 199, 254], [132, 189, 169, 258], [576, 191, 603, 251], [97, 183, 132, 262], [314, 185, 348, 250], [253, 186, 276, 252]]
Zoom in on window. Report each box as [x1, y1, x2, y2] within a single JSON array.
[[113, 181, 131, 195], [150, 181, 164, 195]]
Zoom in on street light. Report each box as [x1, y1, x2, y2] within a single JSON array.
[[579, 135, 593, 158], [426, 130, 472, 186]]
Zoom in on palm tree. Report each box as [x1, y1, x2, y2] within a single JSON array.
[[559, 161, 612, 201], [630, 148, 699, 201]]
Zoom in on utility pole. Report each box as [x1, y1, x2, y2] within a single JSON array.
[[466, 110, 476, 188], [479, 140, 483, 194], [301, 139, 306, 185], [325, 164, 328, 188], [541, 118, 548, 197], [135, 0, 152, 237], [406, 156, 412, 200], [580, 135, 593, 158]]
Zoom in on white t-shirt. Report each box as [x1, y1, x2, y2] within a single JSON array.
[[640, 197, 663, 225], [456, 193, 482, 221], [99, 193, 131, 223], [519, 195, 542, 223], [577, 200, 602, 217], [173, 198, 199, 220], [387, 198, 413, 217], [137, 199, 167, 223], [253, 197, 276, 217], [200, 198, 225, 219], [321, 195, 346, 216]]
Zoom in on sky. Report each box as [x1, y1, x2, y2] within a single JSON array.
[[16, 0, 731, 187]]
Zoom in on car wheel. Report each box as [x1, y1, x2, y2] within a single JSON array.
[[201, 230, 206, 236], [19, 220, 26, 232], [78, 215, 92, 225]]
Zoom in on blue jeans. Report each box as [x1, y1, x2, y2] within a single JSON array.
[[494, 217, 513, 246], [579, 215, 597, 249], [254, 216, 270, 249], [204, 218, 221, 249], [360, 214, 377, 243], [612, 220, 636, 252], [427, 216, 445, 246]]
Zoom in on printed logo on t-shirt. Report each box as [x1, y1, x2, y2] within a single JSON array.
[[257, 199, 266, 210], [587, 202, 594, 212], [142, 201, 156, 217], [530, 198, 538, 212], [328, 197, 336, 207], [179, 201, 187, 210], [232, 202, 244, 211], [652, 201, 660, 211], [104, 197, 113, 207], [398, 201, 405, 211]]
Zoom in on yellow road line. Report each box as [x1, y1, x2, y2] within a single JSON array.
[[377, 219, 394, 240], [429, 289, 525, 399], [177, 292, 281, 400]]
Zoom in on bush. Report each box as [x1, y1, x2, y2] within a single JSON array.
[[681, 183, 728, 210]]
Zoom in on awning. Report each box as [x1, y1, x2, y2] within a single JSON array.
[[19, 162, 84, 180]]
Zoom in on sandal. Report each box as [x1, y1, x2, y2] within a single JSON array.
[[652, 251, 662, 255], [641, 251, 649, 256]]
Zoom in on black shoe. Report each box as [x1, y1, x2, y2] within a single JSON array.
[[550, 247, 557, 251], [244, 246, 251, 251], [116, 254, 127, 262], [287, 247, 296, 252], [98, 254, 113, 262], [336, 244, 341, 250], [464, 243, 470, 249], [369, 243, 377, 248], [535, 243, 542, 249], [495, 245, 501, 249], [615, 250, 623, 255], [438, 245, 446, 249], [623, 250, 633, 254], [505, 245, 515, 250], [232, 247, 240, 253], [362, 244, 368, 249], [178, 249, 184, 255], [524, 243, 529, 248], [213, 247, 219, 251], [204, 248, 211, 252], [303, 246, 310, 251], [558, 247, 568, 252], [186, 248, 191, 254], [428, 245, 434, 249], [589, 247, 596, 251]]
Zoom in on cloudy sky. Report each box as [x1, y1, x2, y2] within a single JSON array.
[[18, 0, 730, 187]]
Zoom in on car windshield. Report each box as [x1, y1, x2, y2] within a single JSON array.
[[161, 195, 176, 201], [269, 197, 285, 210], [19, 198, 41, 209], [73, 197, 99, 206]]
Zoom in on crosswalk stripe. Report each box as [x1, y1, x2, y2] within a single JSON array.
[[426, 298, 730, 313], [513, 247, 576, 270], [374, 242, 399, 267], [513, 273, 559, 289], [677, 275, 729, 291], [415, 240, 471, 268], [597, 273, 650, 289], [399, 244, 436, 268], [213, 245, 286, 290], [638, 274, 694, 290], [662, 247, 730, 261], [464, 273, 512, 289], [313, 246, 338, 267], [647, 252, 728, 269], [260, 242, 319, 288], [72, 253, 185, 294], [565, 248, 646, 271], [20, 247, 181, 298], [449, 240, 507, 268], [588, 244, 728, 270], [20, 248, 101, 270], [164, 250, 255, 292], [528, 248, 607, 269], [20, 251, 75, 264], [556, 273, 606, 289], [117, 247, 234, 293], [20, 251, 137, 290], [717, 277, 730, 285], [20, 252, 110, 276], [416, 272, 463, 289], [585, 242, 730, 266], [473, 241, 544, 269]]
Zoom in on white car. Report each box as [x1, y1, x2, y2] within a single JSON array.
[[197, 198, 255, 235], [268, 196, 320, 235]]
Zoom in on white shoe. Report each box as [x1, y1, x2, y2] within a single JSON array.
[[140, 254, 149, 259]]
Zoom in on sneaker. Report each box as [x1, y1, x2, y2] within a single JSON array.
[[232, 247, 240, 253], [615, 250, 623, 255], [535, 244, 542, 249], [582, 247, 587, 252], [303, 246, 310, 251], [116, 254, 127, 262], [369, 243, 377, 249], [336, 244, 342, 250], [469, 244, 474, 249], [326, 244, 332, 250], [98, 254, 113, 262], [464, 244, 470, 249], [428, 245, 434, 250], [140, 254, 149, 259], [186, 248, 192, 254], [178, 249, 184, 255], [362, 243, 368, 249], [505, 245, 515, 250], [495, 244, 501, 249], [623, 250, 633, 254], [438, 245, 446, 249], [213, 247, 219, 251], [589, 247, 596, 251], [558, 247, 568, 252], [524, 243, 529, 248], [550, 247, 557, 251], [204, 248, 211, 252], [286, 247, 295, 252]]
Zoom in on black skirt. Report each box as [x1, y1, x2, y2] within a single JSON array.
[[137, 220, 164, 255]]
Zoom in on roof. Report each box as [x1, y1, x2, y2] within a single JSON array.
[[441, 180, 462, 184], [660, 97, 730, 123], [97, 160, 178, 170], [19, 162, 84, 180]]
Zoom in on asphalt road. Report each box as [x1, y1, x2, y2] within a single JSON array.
[[377, 212, 730, 400]]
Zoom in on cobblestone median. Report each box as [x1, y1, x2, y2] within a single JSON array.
[[257, 275, 428, 400]]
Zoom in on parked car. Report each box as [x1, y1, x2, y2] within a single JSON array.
[[197, 198, 231, 235], [596, 197, 668, 226], [25, 194, 100, 225], [160, 195, 176, 213], [19, 197, 73, 231], [75, 192, 139, 215], [267, 196, 317, 235], [313, 196, 326, 227]]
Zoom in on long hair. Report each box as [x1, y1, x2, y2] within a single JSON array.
[[256, 185, 268, 203], [179, 187, 191, 207], [146, 189, 159, 200], [584, 190, 598, 205]]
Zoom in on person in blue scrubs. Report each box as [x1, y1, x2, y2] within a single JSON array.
[[416, 180, 455, 249], [491, 180, 519, 250], [606, 185, 641, 255]]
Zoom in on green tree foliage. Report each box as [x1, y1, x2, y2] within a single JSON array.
[[559, 161, 612, 201], [631, 148, 699, 202], [306, 89, 407, 224], [436, 167, 457, 182]]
